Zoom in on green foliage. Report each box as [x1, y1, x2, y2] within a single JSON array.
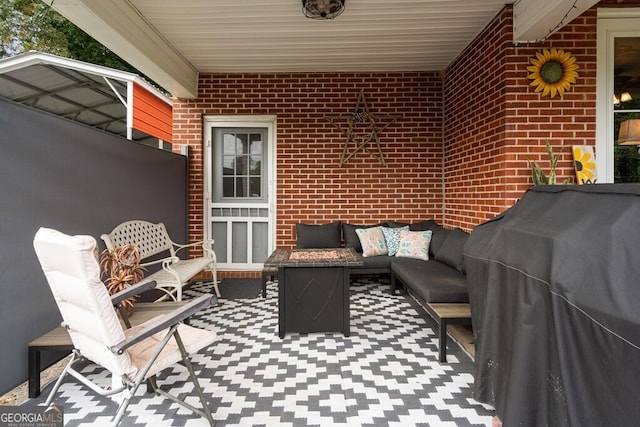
[[528, 140, 570, 185], [614, 145, 640, 183], [0, 0, 136, 73], [1, 0, 66, 56]]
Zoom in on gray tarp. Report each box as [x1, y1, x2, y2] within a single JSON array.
[[464, 184, 640, 427], [0, 97, 187, 394]]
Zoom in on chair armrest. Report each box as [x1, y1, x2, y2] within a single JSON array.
[[140, 256, 179, 269], [111, 294, 217, 355], [172, 239, 215, 256], [110, 279, 157, 306]]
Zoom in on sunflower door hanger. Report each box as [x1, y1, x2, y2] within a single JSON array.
[[573, 145, 597, 184]]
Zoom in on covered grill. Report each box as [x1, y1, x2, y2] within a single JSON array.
[[465, 184, 640, 426]]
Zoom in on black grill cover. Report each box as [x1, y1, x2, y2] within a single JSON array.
[[464, 184, 640, 427]]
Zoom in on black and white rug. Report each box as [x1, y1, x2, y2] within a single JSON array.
[[28, 279, 494, 426]]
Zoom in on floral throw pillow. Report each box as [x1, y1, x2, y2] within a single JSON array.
[[356, 226, 388, 257], [381, 226, 409, 256], [396, 229, 433, 260]]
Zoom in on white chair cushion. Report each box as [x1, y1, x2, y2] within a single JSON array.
[[124, 318, 217, 380], [33, 228, 135, 378]]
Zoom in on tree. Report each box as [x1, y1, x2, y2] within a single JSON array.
[[0, 0, 137, 74]]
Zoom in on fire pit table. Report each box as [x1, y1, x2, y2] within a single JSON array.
[[264, 247, 363, 338]]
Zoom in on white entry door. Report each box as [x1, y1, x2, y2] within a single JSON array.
[[204, 117, 276, 270]]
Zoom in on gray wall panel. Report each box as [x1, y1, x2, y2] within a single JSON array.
[[0, 97, 187, 394]]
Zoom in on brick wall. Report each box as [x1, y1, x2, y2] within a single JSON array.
[[174, 2, 629, 274], [173, 72, 444, 260], [443, 6, 513, 230], [444, 5, 598, 230]]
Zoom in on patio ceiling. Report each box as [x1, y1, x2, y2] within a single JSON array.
[[46, 0, 598, 98]]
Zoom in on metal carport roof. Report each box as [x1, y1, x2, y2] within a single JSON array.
[[0, 51, 172, 146]]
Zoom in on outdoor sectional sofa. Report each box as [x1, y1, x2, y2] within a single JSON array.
[[293, 220, 471, 361], [295, 220, 470, 305]]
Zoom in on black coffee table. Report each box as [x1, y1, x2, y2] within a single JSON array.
[[264, 247, 363, 338]]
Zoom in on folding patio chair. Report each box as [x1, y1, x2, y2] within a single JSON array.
[[33, 227, 218, 426]]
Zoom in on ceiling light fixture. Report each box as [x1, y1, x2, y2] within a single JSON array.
[[302, 0, 345, 20], [620, 91, 633, 103], [614, 91, 633, 105]]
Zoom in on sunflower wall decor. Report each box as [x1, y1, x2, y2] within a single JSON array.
[[572, 145, 598, 184], [527, 48, 579, 98]]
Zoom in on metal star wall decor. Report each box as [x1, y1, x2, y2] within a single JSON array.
[[325, 90, 399, 167]]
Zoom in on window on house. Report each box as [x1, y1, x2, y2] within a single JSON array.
[[597, 10, 640, 183], [613, 37, 640, 183]]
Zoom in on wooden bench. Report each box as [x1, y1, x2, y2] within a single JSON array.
[[425, 303, 472, 362], [28, 301, 186, 398], [101, 220, 219, 301]]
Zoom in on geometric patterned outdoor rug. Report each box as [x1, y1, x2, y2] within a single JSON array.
[[26, 278, 495, 426]]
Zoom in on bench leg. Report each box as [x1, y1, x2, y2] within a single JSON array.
[[212, 270, 220, 298], [28, 347, 41, 398], [438, 319, 448, 363], [212, 281, 221, 298]]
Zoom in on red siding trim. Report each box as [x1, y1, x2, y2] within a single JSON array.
[[132, 84, 172, 142]]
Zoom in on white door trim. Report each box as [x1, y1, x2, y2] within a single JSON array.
[[204, 115, 277, 270]]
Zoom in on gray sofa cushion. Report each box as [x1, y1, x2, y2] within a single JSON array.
[[391, 257, 468, 303], [296, 222, 341, 249], [343, 223, 367, 252], [387, 220, 435, 231], [353, 255, 393, 270], [434, 228, 469, 272], [428, 223, 450, 258], [409, 220, 435, 231], [343, 222, 386, 253]]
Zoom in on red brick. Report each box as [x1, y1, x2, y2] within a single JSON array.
[[173, 4, 602, 259]]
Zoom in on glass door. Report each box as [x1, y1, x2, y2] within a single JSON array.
[[206, 124, 274, 270]]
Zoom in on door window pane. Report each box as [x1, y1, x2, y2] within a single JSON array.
[[235, 177, 247, 197], [223, 177, 234, 197], [223, 156, 234, 175], [249, 177, 261, 197], [250, 133, 263, 154], [250, 156, 261, 175], [236, 155, 248, 175]]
